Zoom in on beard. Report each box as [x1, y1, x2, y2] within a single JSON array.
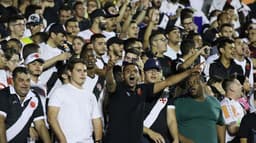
[[99, 22, 106, 30]]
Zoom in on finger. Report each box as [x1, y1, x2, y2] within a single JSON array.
[[195, 62, 205, 67]]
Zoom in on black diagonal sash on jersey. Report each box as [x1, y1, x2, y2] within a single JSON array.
[[93, 76, 105, 100], [7, 96, 38, 142], [144, 89, 169, 128], [46, 72, 58, 94]]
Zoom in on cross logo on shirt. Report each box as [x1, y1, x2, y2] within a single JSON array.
[[159, 98, 167, 104]]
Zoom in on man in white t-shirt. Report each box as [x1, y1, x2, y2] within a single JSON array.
[[221, 78, 245, 142], [39, 23, 71, 94], [48, 58, 102, 143]]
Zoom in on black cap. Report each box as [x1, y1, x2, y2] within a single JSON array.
[[103, 2, 119, 18], [107, 37, 123, 48], [90, 9, 106, 21], [48, 23, 67, 35], [144, 58, 162, 71]]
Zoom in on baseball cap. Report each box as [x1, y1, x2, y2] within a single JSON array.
[[27, 13, 43, 26], [107, 37, 123, 48], [48, 23, 68, 35], [144, 58, 162, 71], [24, 53, 44, 64], [90, 9, 106, 21], [103, 2, 119, 18]]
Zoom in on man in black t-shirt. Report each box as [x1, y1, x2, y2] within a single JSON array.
[[104, 58, 201, 143], [0, 67, 50, 143], [142, 58, 179, 143], [209, 37, 243, 80]]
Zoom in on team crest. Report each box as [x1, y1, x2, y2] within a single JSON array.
[[30, 101, 36, 108]]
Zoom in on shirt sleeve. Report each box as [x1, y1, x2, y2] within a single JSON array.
[[48, 88, 63, 107], [0, 93, 8, 118], [217, 105, 225, 125], [167, 97, 175, 109], [32, 95, 45, 122], [90, 93, 101, 119]]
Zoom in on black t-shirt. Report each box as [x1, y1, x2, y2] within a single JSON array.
[[0, 87, 44, 143], [238, 113, 256, 143], [209, 59, 244, 80], [143, 91, 173, 142], [104, 82, 154, 143]]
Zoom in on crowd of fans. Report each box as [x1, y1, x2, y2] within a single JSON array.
[[0, 0, 256, 143]]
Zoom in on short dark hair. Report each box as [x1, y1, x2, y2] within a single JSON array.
[[7, 38, 22, 50], [8, 15, 24, 25], [64, 18, 78, 28], [149, 30, 166, 46], [73, 1, 83, 10], [216, 37, 234, 52], [80, 46, 93, 59], [90, 33, 105, 43], [124, 38, 141, 51], [4, 48, 20, 60], [22, 43, 40, 60], [180, 39, 195, 55], [217, 12, 228, 22], [59, 4, 72, 13], [13, 66, 29, 79], [122, 62, 139, 72], [220, 23, 233, 31], [66, 58, 85, 71], [186, 31, 200, 40], [222, 77, 236, 92]]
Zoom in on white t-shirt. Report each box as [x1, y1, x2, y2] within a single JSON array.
[[78, 29, 94, 43], [221, 97, 245, 142], [164, 44, 181, 60], [159, 0, 184, 16], [39, 42, 62, 86], [102, 31, 116, 40], [83, 75, 105, 120], [48, 84, 101, 143], [0, 70, 8, 89]]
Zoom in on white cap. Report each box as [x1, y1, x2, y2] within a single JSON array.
[[24, 53, 44, 64]]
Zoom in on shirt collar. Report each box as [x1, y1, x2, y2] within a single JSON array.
[[10, 86, 35, 103]]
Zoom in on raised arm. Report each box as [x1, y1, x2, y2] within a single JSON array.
[[178, 46, 208, 70], [154, 64, 202, 94], [105, 59, 117, 93], [43, 52, 71, 70]]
